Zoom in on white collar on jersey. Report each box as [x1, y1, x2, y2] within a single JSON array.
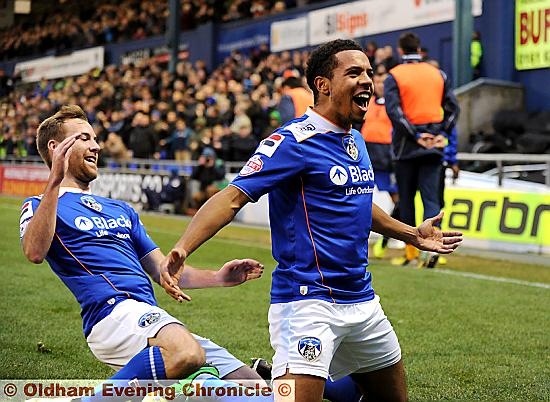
[[305, 107, 352, 134], [290, 107, 352, 143], [59, 187, 92, 197]]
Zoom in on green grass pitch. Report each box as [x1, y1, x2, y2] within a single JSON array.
[[1, 196, 548, 401]]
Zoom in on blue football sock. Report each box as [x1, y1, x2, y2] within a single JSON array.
[[323, 375, 362, 402], [80, 346, 166, 401]]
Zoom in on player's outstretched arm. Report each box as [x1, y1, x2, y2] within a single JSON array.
[[372, 204, 462, 254], [141, 248, 191, 303], [159, 186, 250, 298], [22, 134, 79, 263], [178, 259, 264, 289]]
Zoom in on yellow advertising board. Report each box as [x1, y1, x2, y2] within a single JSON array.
[[416, 187, 550, 248], [515, 0, 550, 70]]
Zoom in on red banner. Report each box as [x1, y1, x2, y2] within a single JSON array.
[[0, 165, 49, 197]]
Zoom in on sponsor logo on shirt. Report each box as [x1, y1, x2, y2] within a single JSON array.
[[298, 337, 322, 362], [138, 311, 161, 327], [239, 155, 264, 176], [256, 133, 285, 157], [329, 166, 349, 185], [329, 165, 374, 186], [80, 195, 103, 212], [75, 216, 95, 231], [342, 134, 359, 160], [74, 215, 132, 231]]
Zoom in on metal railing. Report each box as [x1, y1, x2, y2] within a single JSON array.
[[456, 153, 550, 186]]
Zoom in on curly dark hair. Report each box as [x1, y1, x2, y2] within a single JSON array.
[[305, 39, 364, 104]]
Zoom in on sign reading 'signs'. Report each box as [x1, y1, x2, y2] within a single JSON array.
[[307, 0, 482, 45]]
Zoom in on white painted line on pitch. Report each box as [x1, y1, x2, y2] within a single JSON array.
[[434, 268, 550, 289]]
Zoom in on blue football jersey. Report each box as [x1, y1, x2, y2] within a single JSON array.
[[232, 109, 376, 304], [20, 188, 158, 337]]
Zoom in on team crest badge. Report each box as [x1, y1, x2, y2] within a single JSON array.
[[81, 195, 102, 212], [342, 135, 359, 160], [138, 312, 161, 327], [298, 337, 322, 362]]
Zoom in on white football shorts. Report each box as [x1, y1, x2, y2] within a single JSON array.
[[268, 295, 401, 381], [86, 299, 244, 377]]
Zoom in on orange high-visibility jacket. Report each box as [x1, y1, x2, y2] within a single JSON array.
[[361, 98, 393, 144], [286, 87, 313, 118], [389, 62, 444, 125]]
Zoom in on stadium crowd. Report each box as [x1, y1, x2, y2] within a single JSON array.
[[0, 47, 313, 162], [0, 44, 401, 162], [0, 0, 405, 166], [0, 0, 314, 61]]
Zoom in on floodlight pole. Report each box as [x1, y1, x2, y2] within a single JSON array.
[[167, 0, 181, 74], [453, 0, 473, 88]]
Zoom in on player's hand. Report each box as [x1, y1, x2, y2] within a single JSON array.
[[417, 133, 435, 149], [49, 133, 80, 185], [215, 259, 264, 287], [414, 211, 462, 254], [160, 248, 191, 303]]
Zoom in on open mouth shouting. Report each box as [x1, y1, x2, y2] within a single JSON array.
[[352, 90, 373, 112]]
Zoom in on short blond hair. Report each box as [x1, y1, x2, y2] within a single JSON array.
[[36, 105, 88, 168]]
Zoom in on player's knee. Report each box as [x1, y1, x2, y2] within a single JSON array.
[[169, 344, 206, 377]]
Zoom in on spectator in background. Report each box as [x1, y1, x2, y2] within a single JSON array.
[[383, 45, 399, 69], [0, 126, 18, 157], [103, 109, 130, 144], [0, 69, 14, 98], [365, 40, 378, 65], [190, 147, 226, 209], [103, 132, 128, 162], [230, 101, 253, 136], [471, 31, 483, 80], [145, 167, 187, 213], [230, 119, 258, 162], [262, 110, 282, 139], [385, 32, 460, 267], [127, 112, 159, 159], [277, 76, 313, 124], [163, 118, 194, 161], [248, 92, 274, 140], [23, 127, 40, 157], [272, 1, 287, 13]]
